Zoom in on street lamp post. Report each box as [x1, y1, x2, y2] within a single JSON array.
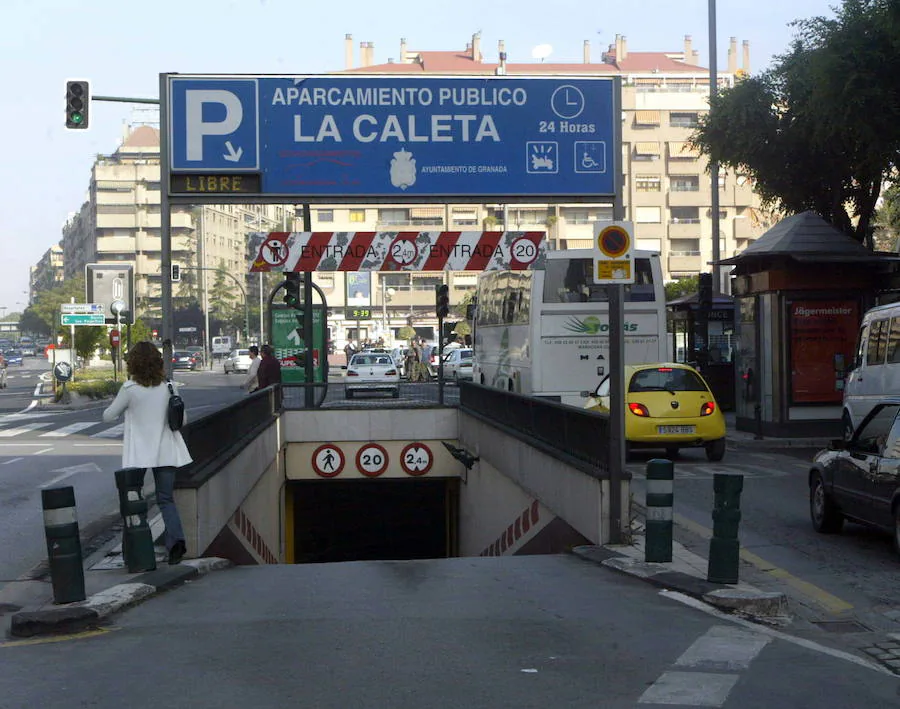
[[382, 282, 396, 345]]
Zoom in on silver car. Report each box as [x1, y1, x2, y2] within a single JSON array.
[[441, 348, 474, 383], [223, 348, 252, 374], [345, 353, 400, 399]]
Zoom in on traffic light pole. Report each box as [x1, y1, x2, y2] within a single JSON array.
[[301, 205, 315, 409]]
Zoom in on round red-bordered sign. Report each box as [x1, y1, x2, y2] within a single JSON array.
[[400, 442, 433, 476], [258, 234, 291, 267], [597, 225, 630, 259], [387, 235, 419, 267], [312, 444, 345, 478], [356, 443, 389, 478], [509, 236, 540, 267]]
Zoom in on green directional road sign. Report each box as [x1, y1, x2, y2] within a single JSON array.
[[270, 306, 325, 384], [61, 313, 106, 326]]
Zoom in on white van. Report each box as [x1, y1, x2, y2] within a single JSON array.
[[211, 336, 233, 358], [843, 302, 900, 439]]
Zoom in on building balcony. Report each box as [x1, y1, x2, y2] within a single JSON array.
[[668, 253, 702, 273], [96, 214, 137, 229], [733, 218, 753, 240], [96, 236, 136, 254], [667, 190, 706, 207], [668, 220, 702, 238]]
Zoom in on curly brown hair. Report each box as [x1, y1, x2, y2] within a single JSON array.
[[126, 341, 166, 387]]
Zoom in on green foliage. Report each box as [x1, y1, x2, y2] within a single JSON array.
[[57, 377, 121, 401], [129, 318, 154, 346], [665, 275, 700, 303], [22, 275, 88, 337], [874, 181, 900, 251], [692, 0, 900, 244], [72, 327, 106, 363]]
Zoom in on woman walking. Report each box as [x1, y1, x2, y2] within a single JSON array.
[[103, 341, 193, 565]]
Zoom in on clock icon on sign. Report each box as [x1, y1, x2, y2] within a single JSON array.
[[550, 85, 585, 119]]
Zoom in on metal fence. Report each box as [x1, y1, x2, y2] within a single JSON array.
[[177, 385, 282, 488], [282, 380, 460, 410], [458, 381, 610, 474]]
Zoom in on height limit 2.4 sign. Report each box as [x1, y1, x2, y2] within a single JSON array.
[[593, 222, 635, 285]]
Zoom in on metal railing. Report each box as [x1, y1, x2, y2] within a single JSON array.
[[177, 385, 282, 488], [458, 382, 610, 474]]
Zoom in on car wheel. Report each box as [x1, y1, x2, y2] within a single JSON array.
[[224, 366, 229, 374], [705, 438, 726, 462], [841, 411, 854, 442], [665, 446, 679, 459], [810, 472, 844, 533]]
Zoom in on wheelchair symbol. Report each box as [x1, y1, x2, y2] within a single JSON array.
[[574, 142, 606, 173]]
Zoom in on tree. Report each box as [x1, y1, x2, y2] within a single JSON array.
[[692, 0, 900, 246], [129, 318, 154, 346], [665, 275, 700, 303], [72, 327, 106, 364], [874, 181, 900, 251], [208, 260, 240, 332], [22, 275, 88, 337]]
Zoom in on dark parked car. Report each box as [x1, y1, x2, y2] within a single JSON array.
[[809, 399, 900, 555], [4, 350, 23, 366]]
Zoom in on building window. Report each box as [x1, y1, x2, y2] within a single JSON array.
[[318, 209, 334, 222], [634, 142, 660, 160], [635, 176, 661, 192], [635, 206, 661, 223], [96, 205, 136, 214], [671, 175, 700, 192], [349, 209, 366, 222], [409, 207, 443, 226], [378, 208, 409, 225], [634, 110, 661, 126], [670, 207, 700, 224], [452, 208, 478, 226], [561, 208, 590, 224], [670, 238, 700, 256], [669, 112, 699, 128], [668, 142, 700, 159], [511, 209, 549, 225]]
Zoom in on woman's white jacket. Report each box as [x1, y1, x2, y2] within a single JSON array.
[[103, 380, 193, 469]]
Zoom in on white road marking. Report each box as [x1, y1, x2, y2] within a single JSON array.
[[73, 443, 121, 447], [90, 423, 124, 439], [33, 448, 53, 455], [674, 625, 770, 671], [639, 671, 738, 706], [39, 462, 103, 489], [659, 590, 892, 675], [0, 423, 52, 437], [1, 457, 24, 465], [39, 421, 98, 438]]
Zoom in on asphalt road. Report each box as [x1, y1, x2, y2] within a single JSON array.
[[0, 360, 248, 590], [627, 445, 900, 637], [2, 556, 898, 708]]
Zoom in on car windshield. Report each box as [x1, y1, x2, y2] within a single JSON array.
[[353, 355, 392, 366], [629, 367, 707, 393]]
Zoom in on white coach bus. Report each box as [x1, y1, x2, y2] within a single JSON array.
[[472, 249, 669, 407]]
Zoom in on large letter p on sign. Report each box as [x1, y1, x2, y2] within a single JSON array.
[[185, 90, 243, 161]]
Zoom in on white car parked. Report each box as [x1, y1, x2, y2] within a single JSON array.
[[441, 348, 474, 383], [345, 352, 400, 399], [223, 348, 253, 374]]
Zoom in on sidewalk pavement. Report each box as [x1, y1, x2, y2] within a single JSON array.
[[722, 412, 832, 450], [3, 512, 230, 639], [574, 522, 789, 621]]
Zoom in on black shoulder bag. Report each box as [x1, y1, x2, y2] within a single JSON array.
[[167, 381, 185, 431]]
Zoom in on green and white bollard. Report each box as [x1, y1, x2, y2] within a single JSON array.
[[42, 486, 86, 604], [707, 473, 743, 584], [115, 468, 157, 573], [645, 458, 674, 562]]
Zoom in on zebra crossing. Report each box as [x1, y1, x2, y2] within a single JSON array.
[[627, 456, 811, 480], [0, 416, 124, 440]]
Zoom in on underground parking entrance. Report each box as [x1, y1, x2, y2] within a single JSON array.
[[288, 478, 460, 563]]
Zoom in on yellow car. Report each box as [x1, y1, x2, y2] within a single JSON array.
[[583, 362, 727, 461]]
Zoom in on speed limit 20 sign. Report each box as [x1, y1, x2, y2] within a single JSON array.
[[593, 221, 635, 285]]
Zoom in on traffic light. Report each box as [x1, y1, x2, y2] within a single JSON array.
[[698, 272, 713, 311], [65, 80, 89, 129], [171, 264, 181, 282], [435, 284, 450, 319], [283, 273, 301, 307]]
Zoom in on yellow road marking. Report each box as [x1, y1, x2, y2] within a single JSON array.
[[0, 627, 118, 648], [673, 512, 854, 615]]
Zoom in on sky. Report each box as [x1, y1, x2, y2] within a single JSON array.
[[0, 0, 839, 315]]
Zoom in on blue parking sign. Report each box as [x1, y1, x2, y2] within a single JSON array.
[[169, 78, 259, 171]]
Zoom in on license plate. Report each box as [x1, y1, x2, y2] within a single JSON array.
[[658, 425, 695, 435]]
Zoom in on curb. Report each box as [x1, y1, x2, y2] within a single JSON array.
[[8, 557, 231, 638], [725, 435, 831, 450], [571, 545, 788, 619]]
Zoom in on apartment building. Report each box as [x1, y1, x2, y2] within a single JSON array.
[[29, 243, 64, 299], [59, 125, 292, 329]]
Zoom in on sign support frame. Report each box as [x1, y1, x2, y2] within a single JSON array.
[[160, 73, 174, 377]]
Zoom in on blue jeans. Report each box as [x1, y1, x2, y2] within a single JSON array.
[[150, 466, 185, 551]]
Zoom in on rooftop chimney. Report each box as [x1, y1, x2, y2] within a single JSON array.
[[360, 40, 368, 68], [728, 37, 737, 72], [583, 39, 590, 64], [400, 37, 407, 63], [693, 50, 699, 65], [742, 40, 751, 74], [619, 35, 627, 60], [367, 42, 375, 66], [344, 33, 353, 70], [614, 34, 622, 61], [472, 31, 482, 61], [684, 35, 693, 64]]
